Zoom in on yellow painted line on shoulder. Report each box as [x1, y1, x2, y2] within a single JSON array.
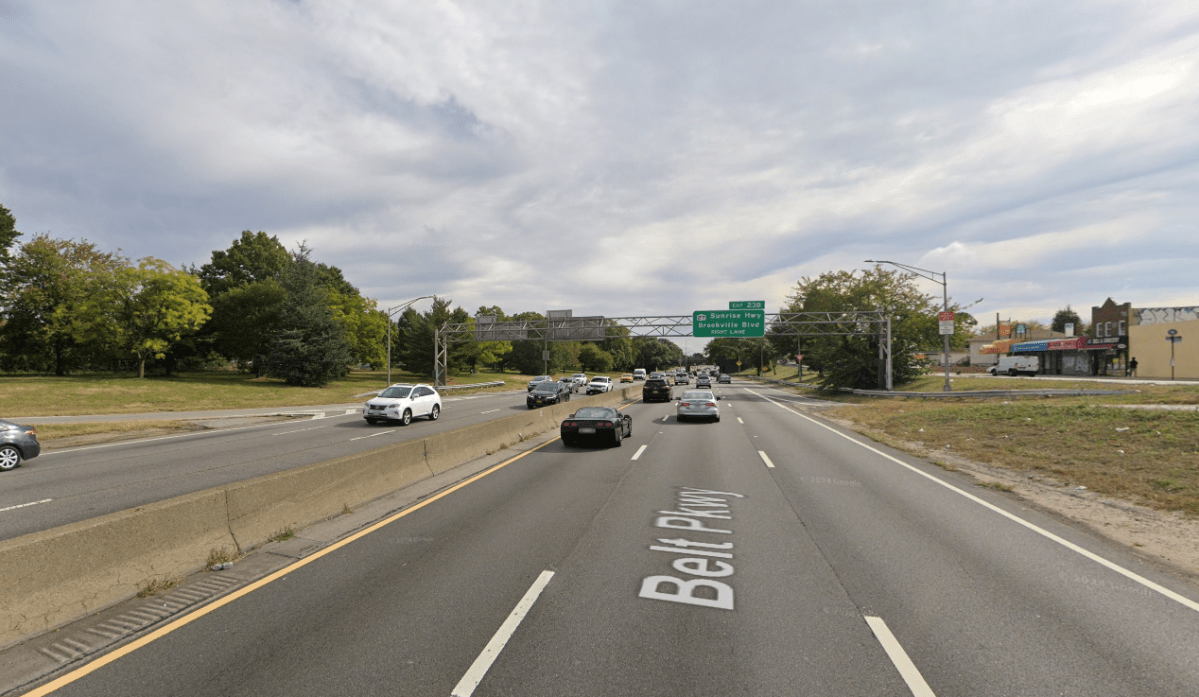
[[22, 438, 560, 696]]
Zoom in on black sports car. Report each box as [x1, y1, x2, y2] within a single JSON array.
[[561, 406, 632, 447], [527, 380, 572, 408]]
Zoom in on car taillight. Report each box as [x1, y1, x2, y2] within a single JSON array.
[[680, 402, 690, 407], [601, 422, 611, 427], [706, 402, 716, 407]]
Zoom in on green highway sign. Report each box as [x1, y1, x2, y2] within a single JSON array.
[[729, 300, 765, 310], [693, 310, 765, 337]]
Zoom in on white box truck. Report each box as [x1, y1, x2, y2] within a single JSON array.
[[988, 355, 1039, 376]]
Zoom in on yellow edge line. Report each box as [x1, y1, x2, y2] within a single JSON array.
[[25, 438, 559, 696]]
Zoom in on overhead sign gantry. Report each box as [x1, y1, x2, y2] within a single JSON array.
[[434, 307, 893, 389]]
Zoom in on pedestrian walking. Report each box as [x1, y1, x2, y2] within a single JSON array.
[[1128, 357, 1138, 377]]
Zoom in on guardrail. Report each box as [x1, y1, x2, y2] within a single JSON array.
[[437, 381, 506, 392]]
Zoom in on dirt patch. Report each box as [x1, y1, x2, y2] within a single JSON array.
[[817, 410, 1199, 583]]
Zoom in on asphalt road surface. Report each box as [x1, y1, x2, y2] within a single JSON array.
[[11, 380, 1199, 696], [0, 389, 558, 540]]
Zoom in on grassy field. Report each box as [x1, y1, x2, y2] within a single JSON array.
[[0, 368, 632, 443], [0, 369, 543, 418]]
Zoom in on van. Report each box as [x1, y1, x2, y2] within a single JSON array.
[[633, 369, 647, 380], [988, 355, 1039, 376]]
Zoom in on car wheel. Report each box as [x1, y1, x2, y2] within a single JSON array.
[[1008, 369, 1017, 376], [0, 444, 20, 471], [613, 428, 623, 447], [401, 410, 413, 426], [365, 417, 378, 425], [429, 404, 441, 420]]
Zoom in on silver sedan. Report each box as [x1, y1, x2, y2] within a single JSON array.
[[675, 390, 721, 423]]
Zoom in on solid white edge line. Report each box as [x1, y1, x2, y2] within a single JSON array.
[[632, 444, 648, 461], [759, 393, 1199, 614], [758, 450, 775, 468], [452, 570, 555, 697], [864, 616, 937, 697]]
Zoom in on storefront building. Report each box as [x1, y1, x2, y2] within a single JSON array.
[[1011, 337, 1121, 375], [1091, 298, 1131, 376]]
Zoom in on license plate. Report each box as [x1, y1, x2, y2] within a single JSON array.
[[579, 427, 596, 434]]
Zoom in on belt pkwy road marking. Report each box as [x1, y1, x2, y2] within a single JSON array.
[[639, 487, 744, 611]]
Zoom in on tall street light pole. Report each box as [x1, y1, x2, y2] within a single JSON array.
[[866, 260, 953, 392], [384, 295, 434, 385]]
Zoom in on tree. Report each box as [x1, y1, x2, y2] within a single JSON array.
[[261, 245, 352, 386], [631, 337, 684, 371], [786, 268, 949, 390], [0, 235, 126, 374], [196, 232, 292, 372], [0, 203, 20, 268], [196, 231, 291, 296], [578, 343, 614, 372], [112, 258, 213, 378], [1051, 306, 1085, 335]]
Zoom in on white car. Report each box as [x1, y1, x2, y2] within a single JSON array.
[[586, 376, 614, 394], [364, 383, 442, 425], [572, 373, 589, 388]]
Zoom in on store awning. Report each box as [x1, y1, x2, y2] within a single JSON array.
[[1013, 337, 1122, 353]]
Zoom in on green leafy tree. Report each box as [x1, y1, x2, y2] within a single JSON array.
[[787, 268, 947, 390], [601, 324, 634, 370], [0, 203, 20, 268], [261, 245, 352, 386], [578, 343, 614, 372], [1051, 306, 1086, 335], [632, 337, 684, 371], [196, 232, 292, 373], [0, 235, 126, 374], [111, 258, 212, 378]]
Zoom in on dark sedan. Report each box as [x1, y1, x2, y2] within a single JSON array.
[[561, 406, 632, 447], [527, 380, 572, 408], [1, 419, 41, 471], [641, 377, 672, 403]]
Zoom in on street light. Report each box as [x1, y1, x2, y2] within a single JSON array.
[[383, 295, 434, 385], [865, 260, 953, 392]]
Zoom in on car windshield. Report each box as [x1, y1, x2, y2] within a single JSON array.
[[592, 377, 608, 382], [533, 376, 549, 381], [379, 386, 412, 399], [681, 391, 715, 401], [574, 407, 617, 419]]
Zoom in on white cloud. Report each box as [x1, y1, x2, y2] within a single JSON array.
[[1, 0, 1197, 327]]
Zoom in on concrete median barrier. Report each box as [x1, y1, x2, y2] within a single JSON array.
[[224, 439, 434, 549], [0, 388, 637, 649], [0, 489, 235, 648]]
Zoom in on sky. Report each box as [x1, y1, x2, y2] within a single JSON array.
[[2, 0, 1198, 333]]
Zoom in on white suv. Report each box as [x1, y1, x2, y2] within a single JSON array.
[[587, 376, 613, 394], [364, 383, 442, 425], [572, 373, 588, 389]]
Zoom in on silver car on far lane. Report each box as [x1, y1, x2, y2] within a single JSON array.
[[675, 390, 721, 423]]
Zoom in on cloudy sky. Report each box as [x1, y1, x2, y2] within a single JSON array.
[[2, 0, 1197, 329]]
